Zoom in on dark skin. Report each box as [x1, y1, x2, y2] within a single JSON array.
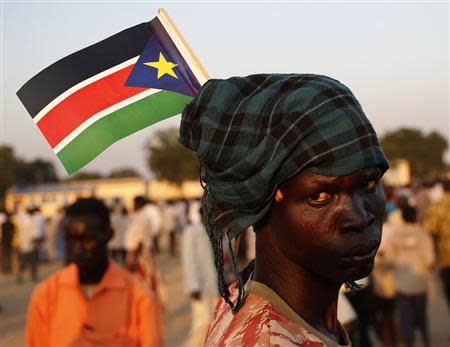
[[254, 167, 385, 343], [63, 214, 113, 284]]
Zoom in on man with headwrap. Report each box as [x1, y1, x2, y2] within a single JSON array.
[[180, 74, 388, 346]]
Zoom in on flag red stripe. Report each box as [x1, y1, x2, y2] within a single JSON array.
[[36, 65, 147, 148]]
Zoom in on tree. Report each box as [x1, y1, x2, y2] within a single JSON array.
[[0, 146, 17, 207], [380, 127, 448, 181], [15, 159, 58, 186], [0, 145, 59, 207], [108, 167, 141, 178], [145, 127, 199, 185]]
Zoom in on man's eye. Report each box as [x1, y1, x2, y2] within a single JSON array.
[[361, 179, 378, 192], [306, 192, 334, 205]]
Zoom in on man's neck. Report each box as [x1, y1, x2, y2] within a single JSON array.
[[253, 237, 341, 342], [81, 283, 98, 299]]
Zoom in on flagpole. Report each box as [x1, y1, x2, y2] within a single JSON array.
[[157, 8, 210, 86]]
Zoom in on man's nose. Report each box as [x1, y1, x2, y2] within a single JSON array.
[[70, 241, 83, 254], [339, 193, 375, 233]]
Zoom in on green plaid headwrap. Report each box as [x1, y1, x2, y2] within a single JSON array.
[[180, 74, 388, 241]]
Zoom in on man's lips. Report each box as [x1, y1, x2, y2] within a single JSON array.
[[340, 240, 379, 265]]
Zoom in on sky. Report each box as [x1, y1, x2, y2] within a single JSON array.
[[1, 1, 449, 179]]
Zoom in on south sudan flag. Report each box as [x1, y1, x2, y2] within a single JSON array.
[[17, 9, 208, 175]]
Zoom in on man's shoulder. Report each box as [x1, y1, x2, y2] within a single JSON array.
[[205, 284, 275, 345], [30, 265, 74, 301], [108, 262, 136, 284], [206, 292, 324, 347], [109, 263, 156, 300]]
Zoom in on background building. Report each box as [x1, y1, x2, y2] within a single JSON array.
[[5, 177, 202, 216]]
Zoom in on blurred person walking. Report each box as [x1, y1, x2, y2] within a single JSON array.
[[14, 208, 40, 282], [428, 181, 444, 203], [412, 183, 431, 225], [388, 204, 435, 347], [109, 206, 130, 266], [125, 196, 163, 301], [387, 188, 407, 228], [1, 211, 15, 273], [159, 199, 177, 254], [187, 199, 201, 224], [47, 206, 65, 262], [172, 199, 188, 256], [26, 198, 164, 347], [181, 207, 218, 347], [423, 181, 450, 309], [144, 199, 162, 254], [30, 207, 48, 262], [372, 212, 397, 347]]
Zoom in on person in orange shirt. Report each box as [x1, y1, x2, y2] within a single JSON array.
[[26, 198, 164, 347]]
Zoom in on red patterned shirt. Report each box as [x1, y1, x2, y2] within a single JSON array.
[[205, 281, 351, 347]]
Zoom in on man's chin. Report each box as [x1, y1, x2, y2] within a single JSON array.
[[78, 266, 105, 284], [345, 261, 374, 282]]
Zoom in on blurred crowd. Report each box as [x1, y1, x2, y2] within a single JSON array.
[[0, 196, 215, 346], [0, 197, 201, 280], [338, 180, 450, 347], [1, 178, 449, 346]]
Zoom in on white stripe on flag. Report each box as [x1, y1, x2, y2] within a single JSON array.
[[53, 88, 161, 154], [34, 56, 139, 123]]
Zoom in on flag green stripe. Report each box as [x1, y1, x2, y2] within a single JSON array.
[[57, 90, 191, 175]]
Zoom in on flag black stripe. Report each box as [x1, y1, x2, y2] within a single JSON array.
[[17, 21, 152, 119]]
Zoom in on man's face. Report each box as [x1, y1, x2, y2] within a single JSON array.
[[63, 214, 110, 273], [268, 168, 385, 283]]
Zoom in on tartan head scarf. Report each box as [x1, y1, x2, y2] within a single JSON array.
[[179, 74, 389, 312]]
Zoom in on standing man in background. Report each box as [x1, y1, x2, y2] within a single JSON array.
[[423, 181, 450, 309], [372, 211, 397, 347], [1, 211, 15, 274], [389, 204, 435, 347], [109, 206, 130, 266], [30, 207, 47, 262], [143, 199, 162, 254], [181, 207, 218, 347], [172, 199, 188, 256], [26, 198, 164, 347], [15, 208, 40, 283], [159, 199, 177, 254], [47, 206, 66, 262], [125, 196, 163, 299]]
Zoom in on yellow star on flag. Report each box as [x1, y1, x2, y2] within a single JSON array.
[[144, 53, 178, 79]]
